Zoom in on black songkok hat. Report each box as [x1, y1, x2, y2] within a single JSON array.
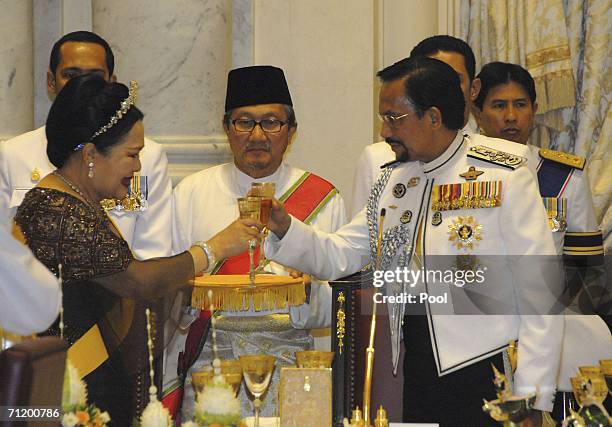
[[225, 65, 293, 112]]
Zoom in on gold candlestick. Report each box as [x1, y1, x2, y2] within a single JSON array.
[[363, 208, 386, 425]]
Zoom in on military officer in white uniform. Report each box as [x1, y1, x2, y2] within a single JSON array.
[[0, 31, 172, 260], [265, 57, 564, 426], [350, 35, 480, 217], [473, 61, 610, 420]]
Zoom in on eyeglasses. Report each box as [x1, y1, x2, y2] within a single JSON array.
[[231, 118, 287, 133], [378, 112, 411, 128]]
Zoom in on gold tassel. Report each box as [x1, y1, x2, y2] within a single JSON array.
[[191, 282, 306, 312]]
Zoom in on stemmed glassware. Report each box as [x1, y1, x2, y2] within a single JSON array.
[[239, 354, 276, 427], [250, 182, 275, 272], [237, 196, 262, 286]]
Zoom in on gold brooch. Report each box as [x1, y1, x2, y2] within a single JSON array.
[[30, 168, 41, 182], [448, 216, 483, 251]]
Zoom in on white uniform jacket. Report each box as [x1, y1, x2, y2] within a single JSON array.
[[0, 126, 173, 259], [267, 132, 564, 411], [0, 222, 61, 336], [526, 144, 611, 392]]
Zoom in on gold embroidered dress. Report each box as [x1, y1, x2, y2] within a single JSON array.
[[15, 187, 136, 425]]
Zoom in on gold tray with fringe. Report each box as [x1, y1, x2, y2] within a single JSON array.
[[191, 274, 310, 312]]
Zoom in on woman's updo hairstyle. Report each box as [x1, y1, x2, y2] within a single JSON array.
[[46, 73, 144, 168]]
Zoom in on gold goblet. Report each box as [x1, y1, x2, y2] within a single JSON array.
[[192, 367, 214, 396], [250, 183, 275, 272], [295, 350, 335, 368], [237, 196, 262, 286], [239, 354, 276, 427], [220, 359, 243, 396], [192, 360, 243, 398], [251, 182, 275, 226], [237, 196, 262, 221]]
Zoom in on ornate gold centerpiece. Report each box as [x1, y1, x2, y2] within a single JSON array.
[[563, 364, 611, 426], [482, 365, 536, 426]]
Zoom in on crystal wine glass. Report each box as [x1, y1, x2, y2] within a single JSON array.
[[250, 182, 275, 272], [237, 197, 262, 286], [239, 354, 276, 427]]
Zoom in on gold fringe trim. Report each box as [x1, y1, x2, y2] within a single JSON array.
[[191, 282, 306, 312]]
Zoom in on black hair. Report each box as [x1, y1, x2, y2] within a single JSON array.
[[46, 74, 143, 168], [377, 57, 464, 131], [473, 61, 537, 110], [410, 35, 476, 82], [49, 31, 114, 75]]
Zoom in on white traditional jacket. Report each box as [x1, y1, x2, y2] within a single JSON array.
[[267, 132, 564, 411], [0, 126, 173, 259], [171, 161, 347, 326]]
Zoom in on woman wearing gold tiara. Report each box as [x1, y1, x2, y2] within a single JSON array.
[[12, 74, 260, 425]]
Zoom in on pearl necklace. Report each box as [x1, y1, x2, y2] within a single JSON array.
[[53, 171, 98, 209]]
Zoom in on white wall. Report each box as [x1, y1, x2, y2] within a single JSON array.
[[252, 0, 442, 209], [253, 0, 376, 209]]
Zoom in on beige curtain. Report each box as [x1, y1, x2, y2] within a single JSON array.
[[458, 0, 612, 251]]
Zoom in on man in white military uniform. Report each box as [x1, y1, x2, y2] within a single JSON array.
[[473, 61, 610, 421], [0, 31, 172, 260], [350, 36, 480, 217], [265, 57, 563, 426], [164, 66, 346, 420]]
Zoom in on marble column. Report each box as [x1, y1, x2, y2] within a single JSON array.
[[33, 0, 93, 127], [0, 0, 33, 139], [93, 0, 233, 184]]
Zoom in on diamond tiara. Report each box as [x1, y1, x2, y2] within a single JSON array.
[[90, 80, 138, 141]]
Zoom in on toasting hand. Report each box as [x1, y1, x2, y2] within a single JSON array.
[[208, 218, 263, 260], [265, 198, 292, 239]]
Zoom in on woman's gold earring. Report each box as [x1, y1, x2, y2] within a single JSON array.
[[88, 162, 94, 178]]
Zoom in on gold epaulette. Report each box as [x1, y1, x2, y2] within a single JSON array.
[[467, 145, 527, 170], [539, 148, 585, 170]]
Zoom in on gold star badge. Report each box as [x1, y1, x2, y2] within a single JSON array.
[[448, 216, 483, 251], [30, 168, 41, 182], [459, 166, 484, 181]]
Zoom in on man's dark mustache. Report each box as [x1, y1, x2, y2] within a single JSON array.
[[385, 137, 410, 162], [245, 143, 271, 152], [385, 137, 403, 145]]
